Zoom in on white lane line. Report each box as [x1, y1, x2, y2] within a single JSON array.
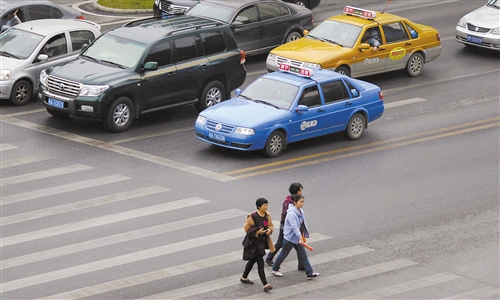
[[341, 272, 462, 299], [1, 208, 246, 270], [441, 286, 500, 299], [1, 224, 253, 293], [0, 143, 17, 151], [1, 197, 208, 247], [0, 174, 130, 205], [242, 259, 419, 299], [385, 97, 427, 109], [0, 154, 55, 169], [0, 164, 92, 187], [0, 116, 235, 182], [1, 186, 170, 226], [143, 244, 371, 299]]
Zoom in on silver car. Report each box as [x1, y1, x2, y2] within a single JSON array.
[[0, 19, 101, 105], [456, 0, 500, 51]]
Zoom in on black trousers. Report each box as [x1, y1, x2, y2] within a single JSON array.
[[242, 255, 268, 286]]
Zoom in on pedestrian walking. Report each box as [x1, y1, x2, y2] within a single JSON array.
[[241, 198, 275, 292], [266, 183, 305, 271], [270, 195, 320, 280]]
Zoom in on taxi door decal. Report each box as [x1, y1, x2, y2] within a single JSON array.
[[389, 47, 406, 60]]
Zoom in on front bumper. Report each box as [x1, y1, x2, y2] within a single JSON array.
[[194, 123, 268, 152], [455, 26, 500, 51], [0, 81, 13, 99]]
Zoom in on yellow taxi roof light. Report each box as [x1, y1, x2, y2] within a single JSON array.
[[278, 63, 314, 77], [343, 6, 377, 20]]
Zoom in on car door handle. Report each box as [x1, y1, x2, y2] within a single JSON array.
[[405, 42, 412, 46], [200, 64, 208, 70], [317, 108, 325, 112], [166, 72, 175, 77], [345, 102, 353, 106]]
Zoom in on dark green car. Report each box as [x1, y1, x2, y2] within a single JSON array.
[[38, 15, 247, 132]]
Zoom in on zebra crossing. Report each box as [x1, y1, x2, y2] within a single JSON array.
[[1, 144, 498, 299]]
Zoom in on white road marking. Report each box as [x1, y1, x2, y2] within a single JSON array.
[[441, 286, 500, 299], [385, 97, 427, 108], [0, 154, 55, 169], [0, 164, 92, 186], [0, 143, 17, 151]]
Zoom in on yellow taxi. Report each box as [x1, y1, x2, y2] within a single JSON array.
[[266, 6, 441, 78]]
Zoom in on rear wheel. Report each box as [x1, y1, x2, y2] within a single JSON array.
[[262, 131, 285, 158], [344, 113, 365, 140], [195, 81, 226, 112], [46, 108, 70, 118], [406, 52, 424, 77], [293, 0, 308, 8], [102, 97, 134, 132], [10, 80, 32, 106], [285, 31, 302, 43], [335, 66, 350, 77]]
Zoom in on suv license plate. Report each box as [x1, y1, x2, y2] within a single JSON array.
[[48, 98, 64, 109], [209, 132, 225, 142], [466, 35, 482, 44]]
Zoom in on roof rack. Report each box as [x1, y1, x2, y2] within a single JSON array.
[[122, 15, 224, 35]]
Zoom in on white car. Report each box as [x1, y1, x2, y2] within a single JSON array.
[[0, 19, 101, 105], [456, 0, 500, 51]]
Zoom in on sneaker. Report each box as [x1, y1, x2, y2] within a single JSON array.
[[263, 284, 273, 292], [270, 269, 283, 277], [265, 260, 274, 266], [307, 273, 320, 280], [240, 277, 253, 284]]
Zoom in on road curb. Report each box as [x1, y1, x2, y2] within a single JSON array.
[[91, 0, 153, 14]]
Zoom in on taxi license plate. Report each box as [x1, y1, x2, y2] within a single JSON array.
[[209, 132, 225, 142], [48, 98, 64, 109], [466, 35, 482, 44]]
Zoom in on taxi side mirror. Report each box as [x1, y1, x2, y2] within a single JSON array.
[[235, 88, 242, 96], [359, 43, 371, 51], [303, 29, 309, 36], [295, 105, 308, 113]]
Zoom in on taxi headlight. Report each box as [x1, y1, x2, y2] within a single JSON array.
[[266, 53, 276, 64], [303, 62, 321, 69], [0, 69, 11, 81], [457, 17, 467, 28], [235, 127, 255, 135], [39, 69, 48, 86], [491, 27, 500, 35], [79, 84, 109, 96], [196, 115, 207, 125]]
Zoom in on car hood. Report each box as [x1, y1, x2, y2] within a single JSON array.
[[201, 98, 289, 127], [0, 56, 26, 70], [270, 38, 352, 64], [464, 5, 500, 27], [47, 57, 131, 85]]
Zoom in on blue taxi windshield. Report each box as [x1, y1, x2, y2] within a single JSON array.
[[307, 20, 362, 48], [240, 77, 299, 110]]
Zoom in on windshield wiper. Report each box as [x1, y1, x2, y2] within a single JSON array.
[[81, 55, 100, 63], [239, 94, 254, 101], [321, 37, 343, 47], [254, 99, 279, 109], [0, 51, 19, 59], [100, 59, 126, 69]]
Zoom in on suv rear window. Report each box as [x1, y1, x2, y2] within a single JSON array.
[[200, 31, 226, 55]]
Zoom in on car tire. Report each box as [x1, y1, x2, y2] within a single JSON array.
[[102, 97, 134, 133], [46, 108, 70, 118], [335, 66, 350, 77], [406, 52, 424, 77], [293, 0, 309, 8], [262, 131, 285, 158], [10, 80, 32, 106], [344, 113, 365, 140], [285, 31, 302, 43], [195, 81, 226, 112]]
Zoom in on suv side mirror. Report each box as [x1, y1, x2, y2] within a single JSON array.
[[143, 61, 158, 71]]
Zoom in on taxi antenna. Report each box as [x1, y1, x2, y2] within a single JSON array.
[[382, 0, 391, 14]]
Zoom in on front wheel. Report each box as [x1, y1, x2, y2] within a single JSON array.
[[102, 97, 134, 133], [10, 80, 32, 106], [335, 66, 350, 77], [344, 113, 365, 140], [195, 81, 226, 112], [262, 131, 285, 158], [406, 52, 424, 77]]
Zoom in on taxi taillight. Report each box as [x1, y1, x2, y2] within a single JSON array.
[[436, 33, 440, 41], [379, 91, 384, 100], [240, 50, 246, 64]]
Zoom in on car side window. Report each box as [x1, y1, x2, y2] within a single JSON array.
[[51, 7, 63, 19], [145, 40, 172, 67], [382, 22, 409, 44], [234, 5, 258, 24], [27, 5, 53, 20], [40, 33, 68, 58], [298, 86, 321, 108], [69, 30, 96, 52], [173, 35, 202, 62], [321, 80, 349, 104], [404, 22, 419, 39], [345, 81, 360, 98], [200, 31, 226, 55], [258, 3, 289, 21]]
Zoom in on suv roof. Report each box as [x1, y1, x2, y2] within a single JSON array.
[[120, 15, 225, 43]]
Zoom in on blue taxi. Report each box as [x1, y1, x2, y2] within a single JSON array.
[[194, 65, 384, 157]]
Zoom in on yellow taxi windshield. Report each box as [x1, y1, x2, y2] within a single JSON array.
[[307, 20, 362, 48]]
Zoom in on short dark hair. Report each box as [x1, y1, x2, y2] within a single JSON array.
[[291, 194, 304, 203], [289, 183, 303, 195], [256, 198, 268, 209]]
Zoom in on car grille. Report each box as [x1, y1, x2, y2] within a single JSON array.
[[47, 75, 81, 98], [159, 0, 190, 14], [276, 56, 304, 68], [466, 23, 491, 33], [206, 120, 234, 134]]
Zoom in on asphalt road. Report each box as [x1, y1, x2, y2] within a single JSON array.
[[0, 1, 498, 299]]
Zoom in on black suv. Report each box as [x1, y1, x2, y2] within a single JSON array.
[[38, 15, 247, 132]]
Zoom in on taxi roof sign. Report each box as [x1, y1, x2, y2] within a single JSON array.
[[278, 63, 314, 77], [343, 6, 377, 20]]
